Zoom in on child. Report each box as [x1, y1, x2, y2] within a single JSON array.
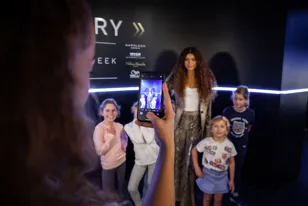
[[93, 98, 128, 197], [192, 116, 237, 206], [140, 94, 146, 109], [124, 102, 159, 206], [150, 96, 157, 109], [222, 85, 255, 205]]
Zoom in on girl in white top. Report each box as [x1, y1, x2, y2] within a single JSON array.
[[192, 116, 237, 206], [124, 102, 160, 206]]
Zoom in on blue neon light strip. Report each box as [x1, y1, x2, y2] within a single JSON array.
[[88, 87, 308, 94], [89, 87, 139, 93], [213, 87, 281, 94]]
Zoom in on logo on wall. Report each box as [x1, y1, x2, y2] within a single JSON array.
[[94, 17, 122, 37], [126, 52, 146, 60], [132, 22, 145, 37], [125, 44, 146, 50], [130, 70, 140, 79], [126, 61, 146, 68], [96, 57, 116, 65], [94, 18, 146, 38], [130, 52, 141, 57], [92, 16, 148, 83]]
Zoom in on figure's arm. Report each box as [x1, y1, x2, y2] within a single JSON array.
[[124, 124, 147, 144], [140, 127, 156, 144], [248, 110, 256, 132], [229, 156, 235, 186], [248, 125, 252, 132], [93, 126, 110, 156], [193, 140, 207, 177], [120, 126, 128, 151], [209, 69, 218, 100], [229, 143, 237, 183], [205, 98, 213, 137], [222, 107, 228, 117], [192, 147, 203, 178], [165, 75, 176, 102]]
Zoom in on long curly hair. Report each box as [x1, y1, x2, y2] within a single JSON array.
[[1, 0, 118, 205], [166, 47, 216, 101]]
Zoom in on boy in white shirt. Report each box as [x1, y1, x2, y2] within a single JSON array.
[[124, 102, 159, 206]]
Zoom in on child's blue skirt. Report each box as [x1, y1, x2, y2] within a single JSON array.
[[196, 167, 229, 194]]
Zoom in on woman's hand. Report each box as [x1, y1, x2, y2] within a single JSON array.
[[136, 83, 175, 148]]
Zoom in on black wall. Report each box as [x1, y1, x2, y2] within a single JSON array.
[[87, 1, 306, 193], [89, 3, 286, 89], [277, 10, 308, 185]]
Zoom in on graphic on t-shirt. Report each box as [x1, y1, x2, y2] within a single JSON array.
[[223, 106, 254, 142], [197, 137, 237, 171], [232, 120, 245, 136], [225, 158, 230, 164], [224, 146, 232, 153], [209, 161, 215, 167], [215, 158, 222, 164], [209, 160, 226, 170], [217, 164, 225, 170], [205, 145, 216, 155], [205, 145, 217, 151]]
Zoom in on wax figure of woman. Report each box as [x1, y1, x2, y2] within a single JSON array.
[[145, 87, 156, 109], [166, 47, 217, 206], [2, 0, 175, 206]]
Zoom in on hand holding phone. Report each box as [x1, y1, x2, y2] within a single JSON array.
[[137, 72, 165, 122], [136, 83, 175, 147]]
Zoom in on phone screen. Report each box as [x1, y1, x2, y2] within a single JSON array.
[[137, 72, 164, 122]]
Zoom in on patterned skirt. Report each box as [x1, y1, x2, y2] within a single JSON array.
[[174, 111, 201, 206]]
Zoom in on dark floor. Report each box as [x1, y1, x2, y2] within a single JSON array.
[[88, 133, 308, 206], [194, 133, 308, 206], [253, 133, 308, 206]]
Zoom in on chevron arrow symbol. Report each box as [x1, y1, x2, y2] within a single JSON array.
[[132, 22, 145, 37], [137, 23, 145, 36]]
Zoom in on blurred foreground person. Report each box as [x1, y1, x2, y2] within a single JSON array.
[[1, 1, 175, 206]]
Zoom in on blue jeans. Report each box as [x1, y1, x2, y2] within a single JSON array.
[[127, 163, 155, 206]]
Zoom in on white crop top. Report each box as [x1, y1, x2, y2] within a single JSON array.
[[184, 88, 199, 111]]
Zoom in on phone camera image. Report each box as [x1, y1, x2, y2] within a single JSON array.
[[137, 73, 164, 122], [139, 79, 163, 111]]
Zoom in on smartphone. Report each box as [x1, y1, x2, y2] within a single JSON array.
[[137, 72, 165, 122]]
